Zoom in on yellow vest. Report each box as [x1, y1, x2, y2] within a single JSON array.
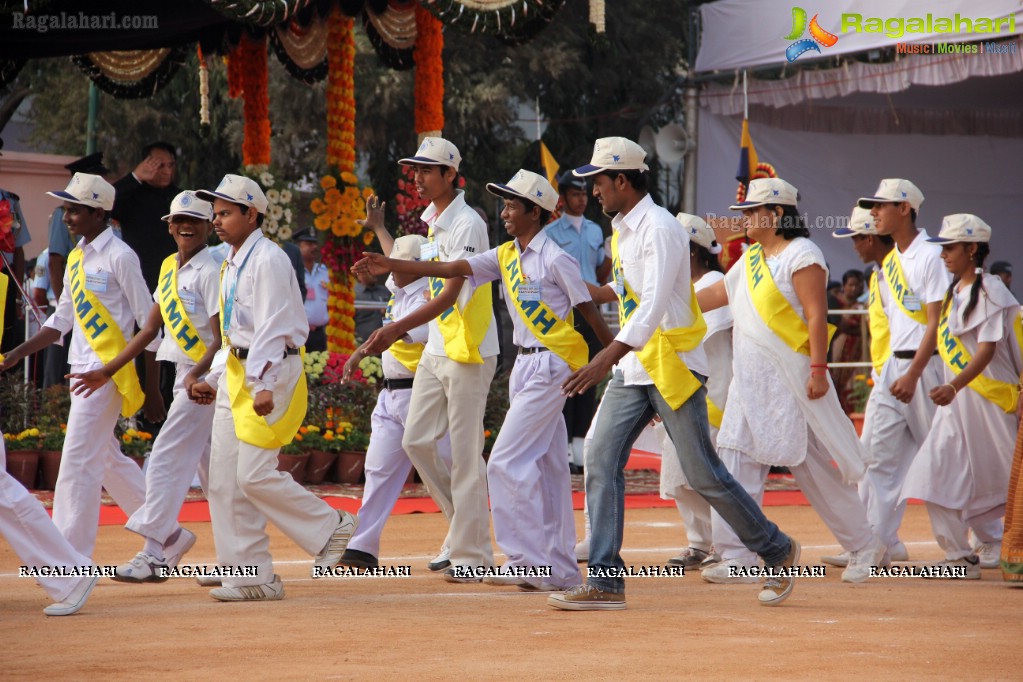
[[158, 254, 208, 364], [611, 232, 706, 410], [882, 247, 928, 326], [385, 292, 425, 374], [426, 230, 492, 364], [867, 270, 892, 375], [67, 247, 144, 417], [496, 241, 589, 371], [745, 242, 836, 355], [219, 257, 307, 448], [937, 304, 1023, 414]]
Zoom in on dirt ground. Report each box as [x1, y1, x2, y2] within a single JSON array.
[[2, 504, 1021, 681]]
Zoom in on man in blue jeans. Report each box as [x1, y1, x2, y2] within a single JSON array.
[[549, 137, 800, 610]]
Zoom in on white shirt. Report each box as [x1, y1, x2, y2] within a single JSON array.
[[205, 230, 308, 393], [44, 227, 161, 370], [303, 262, 330, 328], [153, 247, 220, 366], [881, 229, 950, 353], [420, 191, 499, 359], [608, 194, 706, 384], [466, 231, 591, 349], [382, 276, 430, 380]]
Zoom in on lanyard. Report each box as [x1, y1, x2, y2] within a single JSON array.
[[222, 243, 257, 337]]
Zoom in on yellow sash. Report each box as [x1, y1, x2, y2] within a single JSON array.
[[385, 293, 425, 374], [745, 242, 836, 355], [611, 232, 706, 410], [868, 270, 891, 375], [496, 242, 589, 371], [0, 273, 7, 359], [937, 305, 1023, 414], [219, 257, 307, 448], [158, 254, 207, 364], [67, 247, 144, 417], [882, 248, 928, 325], [706, 397, 723, 429], [426, 231, 492, 364]]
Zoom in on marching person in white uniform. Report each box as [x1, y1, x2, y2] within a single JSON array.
[[902, 214, 1022, 578], [697, 178, 884, 585], [190, 175, 357, 601], [66, 191, 221, 582], [338, 234, 453, 569], [1, 173, 163, 558]]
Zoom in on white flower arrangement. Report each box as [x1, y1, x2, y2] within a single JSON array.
[[241, 164, 298, 245]]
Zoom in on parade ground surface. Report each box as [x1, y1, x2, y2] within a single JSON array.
[[2, 501, 1021, 680]]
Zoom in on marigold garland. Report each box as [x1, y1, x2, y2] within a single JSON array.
[[235, 32, 271, 167], [413, 6, 444, 136]]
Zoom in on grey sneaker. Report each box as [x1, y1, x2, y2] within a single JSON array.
[[210, 574, 285, 601], [759, 538, 800, 606], [312, 510, 359, 578], [922, 556, 982, 580], [427, 545, 451, 573], [112, 553, 168, 584], [547, 584, 626, 611]]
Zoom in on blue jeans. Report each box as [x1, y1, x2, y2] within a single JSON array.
[[585, 371, 792, 593]]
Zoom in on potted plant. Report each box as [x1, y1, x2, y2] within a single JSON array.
[[334, 422, 370, 485], [119, 427, 154, 468], [848, 374, 873, 436], [3, 427, 43, 489], [277, 431, 310, 484], [300, 424, 337, 485]]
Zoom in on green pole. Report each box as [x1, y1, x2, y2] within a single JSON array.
[[86, 81, 99, 155]]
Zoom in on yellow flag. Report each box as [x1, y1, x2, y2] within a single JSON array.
[[540, 141, 560, 192]]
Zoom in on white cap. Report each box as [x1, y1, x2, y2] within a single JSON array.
[[833, 206, 877, 238], [573, 137, 650, 177], [391, 234, 429, 261], [162, 190, 214, 222], [485, 169, 558, 212], [857, 179, 924, 211], [927, 213, 992, 244], [398, 137, 462, 172], [729, 178, 798, 210], [676, 213, 721, 255], [46, 172, 115, 211], [195, 174, 268, 215]]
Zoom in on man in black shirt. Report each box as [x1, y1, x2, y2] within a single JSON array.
[[112, 142, 180, 290]]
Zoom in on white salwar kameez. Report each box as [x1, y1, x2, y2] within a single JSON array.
[[901, 274, 1022, 559], [711, 238, 875, 566]]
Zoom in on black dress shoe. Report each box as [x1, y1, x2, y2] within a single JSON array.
[[339, 548, 378, 569], [569, 464, 584, 476]]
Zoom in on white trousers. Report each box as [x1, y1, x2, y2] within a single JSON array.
[[348, 386, 452, 557], [402, 352, 497, 569], [208, 356, 337, 587], [487, 352, 580, 588], [926, 502, 1004, 560], [659, 421, 715, 553], [713, 432, 875, 566], [54, 379, 147, 558], [861, 355, 943, 549], [0, 441, 93, 601], [125, 365, 213, 545]]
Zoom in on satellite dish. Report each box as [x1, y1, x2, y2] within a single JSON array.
[[655, 123, 690, 163], [638, 125, 657, 159]]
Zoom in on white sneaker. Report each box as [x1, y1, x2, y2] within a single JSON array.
[[483, 572, 528, 587], [312, 510, 359, 578], [427, 545, 451, 573], [210, 574, 285, 601], [112, 553, 168, 584], [821, 551, 850, 567], [700, 559, 760, 584], [574, 537, 589, 563], [922, 556, 982, 580], [888, 542, 909, 562], [196, 575, 223, 587], [162, 528, 197, 571], [44, 575, 100, 616], [973, 543, 1001, 569], [842, 541, 888, 583]]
